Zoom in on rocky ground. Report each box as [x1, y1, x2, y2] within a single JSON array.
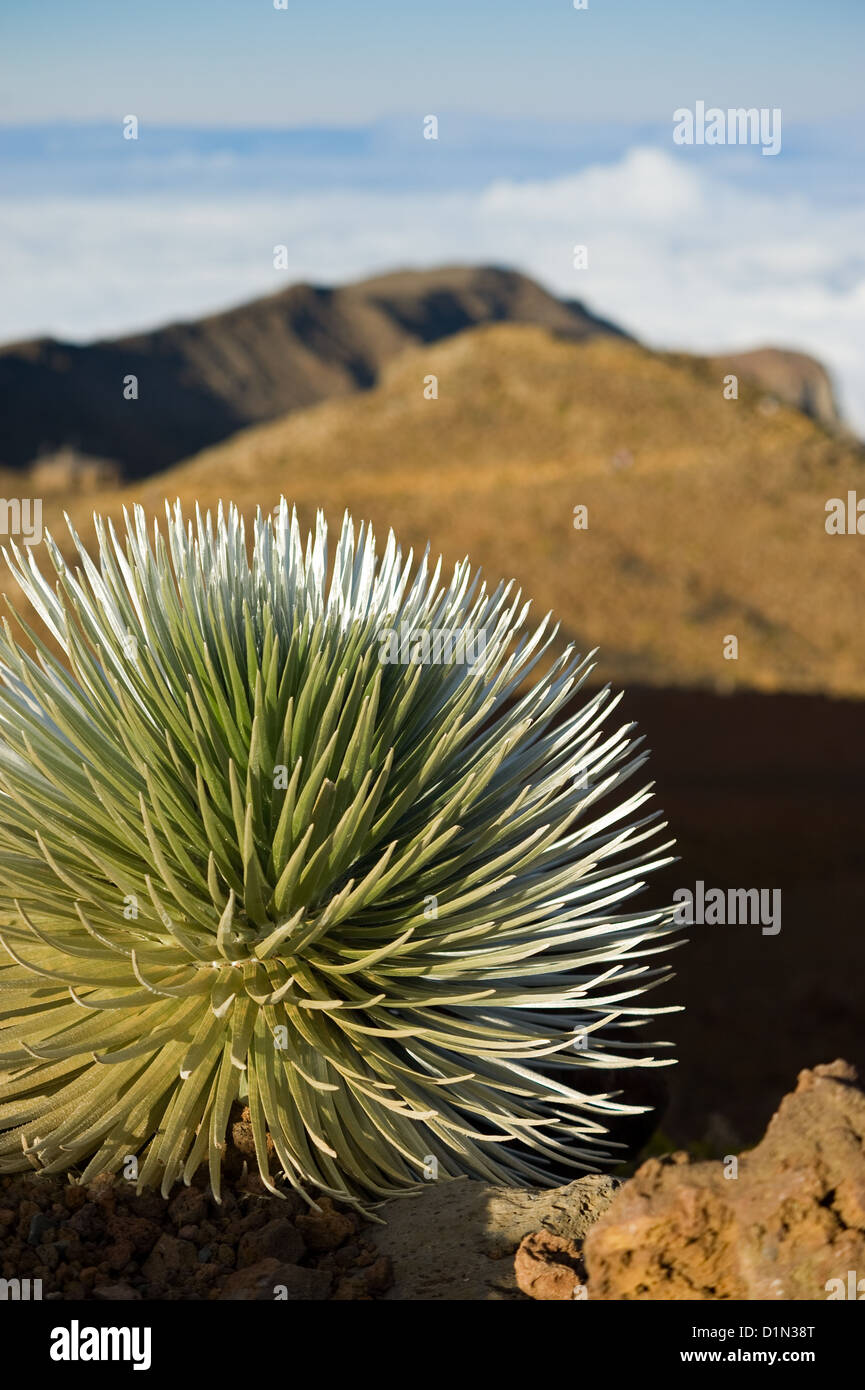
[[2, 1060, 861, 1300], [0, 1111, 393, 1301]]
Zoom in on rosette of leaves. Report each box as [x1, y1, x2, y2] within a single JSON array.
[[0, 501, 679, 1205]]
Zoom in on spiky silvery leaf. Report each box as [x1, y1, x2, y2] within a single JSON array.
[[0, 501, 679, 1206]]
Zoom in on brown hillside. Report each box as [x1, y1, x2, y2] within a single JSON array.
[[704, 346, 843, 432], [7, 322, 863, 698]]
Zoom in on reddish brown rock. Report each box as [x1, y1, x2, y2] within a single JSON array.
[[67, 1203, 105, 1241], [141, 1233, 198, 1282], [85, 1174, 117, 1208], [168, 1188, 208, 1227], [107, 1212, 160, 1256], [361, 1255, 394, 1295], [295, 1197, 358, 1252], [585, 1061, 865, 1301], [102, 1238, 135, 1272], [236, 1217, 305, 1269], [514, 1231, 585, 1300], [330, 1274, 372, 1301]]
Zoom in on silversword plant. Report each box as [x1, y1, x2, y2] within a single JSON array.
[[0, 501, 679, 1205]]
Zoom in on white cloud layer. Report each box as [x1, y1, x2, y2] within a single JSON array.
[[3, 146, 864, 431]]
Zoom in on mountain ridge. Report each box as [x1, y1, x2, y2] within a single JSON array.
[[0, 266, 624, 479], [0, 265, 841, 480]]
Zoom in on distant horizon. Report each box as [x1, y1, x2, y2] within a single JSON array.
[[2, 0, 863, 429]]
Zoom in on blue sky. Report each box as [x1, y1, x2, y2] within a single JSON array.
[[1, 2, 863, 432], [1, 0, 863, 125]]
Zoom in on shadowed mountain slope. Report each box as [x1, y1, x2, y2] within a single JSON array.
[[0, 265, 843, 481], [0, 266, 627, 479]]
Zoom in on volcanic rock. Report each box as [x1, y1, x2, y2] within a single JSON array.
[[584, 1060, 865, 1300], [514, 1231, 586, 1300]]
